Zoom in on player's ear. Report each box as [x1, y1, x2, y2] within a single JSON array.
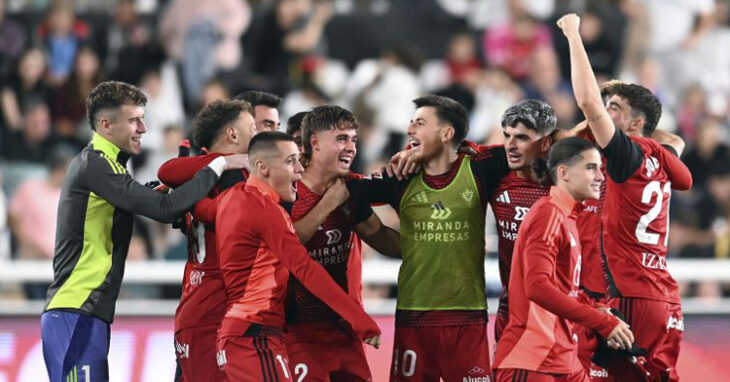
[[442, 125, 455, 143], [629, 117, 644, 135], [226, 125, 237, 143], [540, 135, 552, 154], [254, 158, 268, 177], [557, 163, 570, 183], [310, 133, 319, 152]]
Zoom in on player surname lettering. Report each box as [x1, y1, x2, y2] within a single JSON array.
[[589, 369, 609, 378], [641, 252, 668, 270], [645, 156, 661, 178]]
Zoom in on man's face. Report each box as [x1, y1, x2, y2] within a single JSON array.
[[292, 130, 303, 152], [254, 105, 280, 132], [266, 141, 304, 202], [503, 122, 548, 171], [563, 148, 603, 201], [606, 95, 640, 136], [105, 104, 146, 155], [407, 107, 452, 161], [232, 111, 257, 154], [310, 126, 357, 176]]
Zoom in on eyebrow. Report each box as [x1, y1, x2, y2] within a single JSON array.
[[415, 118, 427, 123], [607, 101, 622, 109], [264, 119, 280, 126]]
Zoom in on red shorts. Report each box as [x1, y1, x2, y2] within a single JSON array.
[[494, 304, 509, 343], [390, 322, 491, 382], [495, 368, 588, 382], [286, 323, 371, 381], [217, 327, 292, 381], [175, 324, 226, 382], [608, 297, 683, 382], [575, 293, 612, 381]]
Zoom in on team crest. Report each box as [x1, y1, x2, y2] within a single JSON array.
[[461, 189, 474, 206]]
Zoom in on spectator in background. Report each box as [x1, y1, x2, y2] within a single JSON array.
[[50, 45, 103, 149], [484, 2, 552, 82], [159, 0, 251, 106], [683, 118, 730, 190], [235, 90, 282, 132], [102, 0, 154, 85], [286, 110, 308, 152], [137, 63, 185, 152], [676, 83, 709, 142], [346, 44, 421, 162], [0, 98, 56, 163], [0, 169, 9, 261], [199, 79, 231, 109], [8, 146, 74, 298], [520, 47, 575, 129], [37, 0, 92, 85], [1, 47, 50, 132], [0, 0, 28, 81], [244, 0, 333, 95]]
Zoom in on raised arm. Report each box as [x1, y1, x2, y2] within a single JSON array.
[[558, 14, 616, 149]]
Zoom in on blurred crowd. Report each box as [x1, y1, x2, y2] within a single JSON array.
[[0, 0, 729, 302]]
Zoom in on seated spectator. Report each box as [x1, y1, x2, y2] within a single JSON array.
[[8, 146, 74, 298], [0, 0, 28, 81], [1, 47, 51, 132], [102, 0, 153, 85], [37, 0, 92, 84], [49, 45, 103, 149], [0, 98, 57, 164], [682, 117, 730, 189]]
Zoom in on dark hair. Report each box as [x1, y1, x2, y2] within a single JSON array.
[[601, 82, 662, 136], [533, 137, 596, 187], [286, 111, 309, 135], [235, 90, 282, 108], [413, 95, 469, 146], [248, 131, 296, 158], [192, 100, 254, 149], [301, 105, 358, 160], [501, 99, 557, 136], [86, 81, 147, 131]]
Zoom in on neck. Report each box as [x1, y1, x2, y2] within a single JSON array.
[[423, 146, 459, 175], [208, 141, 241, 155], [302, 158, 339, 194]]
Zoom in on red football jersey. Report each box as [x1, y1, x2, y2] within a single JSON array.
[[489, 171, 548, 312], [286, 174, 371, 326], [576, 159, 608, 295], [216, 176, 380, 339], [601, 131, 692, 304], [157, 153, 247, 331], [494, 187, 617, 374]]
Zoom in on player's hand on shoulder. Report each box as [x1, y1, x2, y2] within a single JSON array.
[[223, 154, 249, 171], [387, 148, 421, 180], [557, 13, 581, 38]]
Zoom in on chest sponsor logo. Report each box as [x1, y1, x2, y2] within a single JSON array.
[[325, 229, 343, 245], [645, 156, 661, 178], [430, 201, 452, 220], [495, 191, 511, 204], [641, 252, 668, 270], [514, 206, 530, 221], [667, 316, 684, 332]]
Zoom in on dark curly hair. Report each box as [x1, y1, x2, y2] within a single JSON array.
[[86, 81, 147, 131], [235, 90, 282, 108], [601, 81, 662, 137], [193, 100, 254, 150], [301, 105, 358, 160], [413, 95, 469, 146], [501, 99, 557, 136]]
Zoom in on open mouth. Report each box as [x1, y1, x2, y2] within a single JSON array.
[[407, 138, 420, 149], [507, 152, 522, 162], [338, 154, 353, 166], [590, 183, 601, 192]]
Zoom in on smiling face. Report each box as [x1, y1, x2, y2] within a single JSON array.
[[406, 106, 453, 161], [310, 126, 357, 176], [102, 104, 146, 155], [503, 122, 549, 171], [254, 105, 280, 132], [265, 140, 304, 202], [559, 148, 603, 201]]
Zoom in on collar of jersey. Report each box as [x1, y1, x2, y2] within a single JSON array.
[[91, 133, 131, 165], [246, 175, 281, 204], [550, 186, 578, 215]]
